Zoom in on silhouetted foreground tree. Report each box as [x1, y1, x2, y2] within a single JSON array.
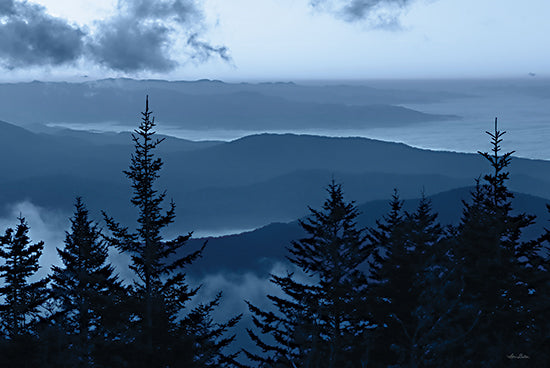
[[446, 119, 540, 366], [367, 192, 460, 367], [0, 216, 48, 367], [531, 206, 550, 364], [103, 96, 240, 367], [245, 181, 372, 367], [363, 189, 406, 366], [50, 197, 128, 367]]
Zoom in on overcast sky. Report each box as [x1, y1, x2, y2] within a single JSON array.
[[0, 0, 548, 82]]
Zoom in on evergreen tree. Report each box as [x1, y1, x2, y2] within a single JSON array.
[[0, 216, 48, 366], [366, 189, 405, 282], [49, 197, 128, 367], [245, 181, 371, 368], [362, 190, 404, 366], [367, 191, 460, 367], [103, 96, 239, 367], [179, 292, 242, 367], [450, 118, 538, 365], [530, 207, 550, 364], [509, 205, 550, 366]]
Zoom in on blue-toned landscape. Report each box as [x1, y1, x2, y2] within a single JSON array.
[[0, 0, 549, 367]]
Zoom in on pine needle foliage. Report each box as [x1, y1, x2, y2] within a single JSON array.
[[103, 96, 239, 367], [0, 216, 48, 338], [367, 192, 462, 367], [451, 118, 538, 365], [245, 181, 371, 368], [0, 217, 48, 367], [50, 197, 127, 367]]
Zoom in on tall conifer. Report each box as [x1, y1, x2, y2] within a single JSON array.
[[103, 96, 239, 367], [451, 118, 537, 365]]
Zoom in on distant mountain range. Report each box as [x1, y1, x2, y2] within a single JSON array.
[[1, 119, 549, 235], [0, 78, 459, 130], [184, 187, 550, 278]]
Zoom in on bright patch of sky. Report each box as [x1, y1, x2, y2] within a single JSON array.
[[3, 0, 550, 81], [29, 0, 116, 24]]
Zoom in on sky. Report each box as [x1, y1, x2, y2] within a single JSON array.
[[0, 0, 549, 82]]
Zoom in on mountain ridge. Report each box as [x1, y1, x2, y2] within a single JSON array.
[[184, 186, 550, 277], [1, 121, 549, 233], [0, 78, 460, 130]]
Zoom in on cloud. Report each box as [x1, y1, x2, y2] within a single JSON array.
[[0, 200, 136, 284], [187, 262, 309, 352], [0, 201, 68, 280], [310, 0, 415, 28], [0, 0, 15, 14], [88, 0, 204, 72], [0, 0, 229, 73], [87, 17, 178, 72], [121, 0, 199, 23], [0, 0, 85, 68], [186, 33, 231, 63]]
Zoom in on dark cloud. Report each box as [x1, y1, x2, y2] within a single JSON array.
[[0, 0, 16, 15], [88, 0, 230, 72], [0, 0, 85, 68], [311, 0, 414, 27], [0, 0, 229, 73], [122, 0, 199, 24], [88, 18, 177, 72], [187, 33, 231, 63]]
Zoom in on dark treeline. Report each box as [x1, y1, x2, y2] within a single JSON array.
[[0, 99, 548, 367]]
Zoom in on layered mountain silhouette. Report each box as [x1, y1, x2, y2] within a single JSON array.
[[0, 79, 458, 130], [184, 187, 550, 277], [1, 119, 549, 234]]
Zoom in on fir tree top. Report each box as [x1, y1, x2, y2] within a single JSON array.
[[0, 216, 48, 337]]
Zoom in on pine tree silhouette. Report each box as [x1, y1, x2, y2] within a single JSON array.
[[0, 216, 48, 367], [103, 96, 240, 367], [367, 192, 462, 367], [530, 207, 550, 364], [50, 197, 127, 367], [245, 181, 371, 367], [450, 118, 538, 365], [0, 216, 48, 336]]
